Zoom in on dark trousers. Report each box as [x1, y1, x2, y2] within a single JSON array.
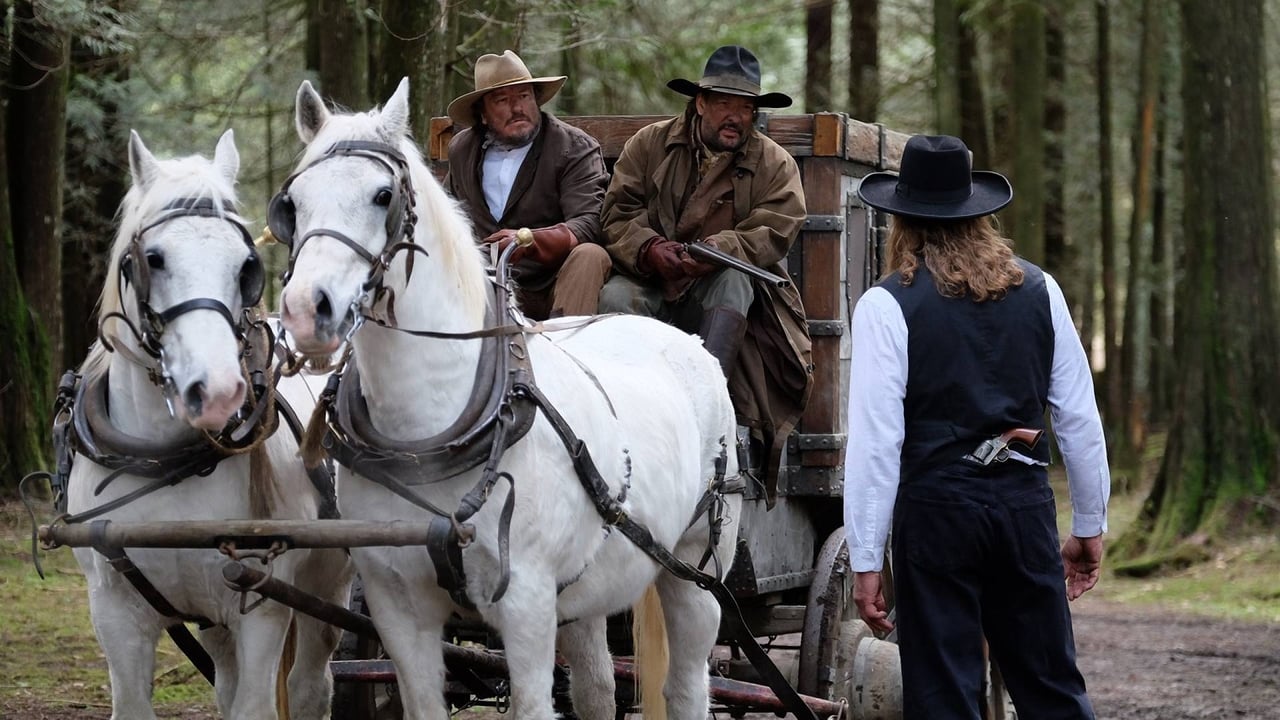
[[892, 463, 1094, 720]]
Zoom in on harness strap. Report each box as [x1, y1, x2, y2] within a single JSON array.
[[274, 388, 340, 520], [514, 381, 820, 720], [88, 521, 217, 685]]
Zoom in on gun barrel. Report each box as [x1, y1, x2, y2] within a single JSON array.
[[686, 243, 791, 288]]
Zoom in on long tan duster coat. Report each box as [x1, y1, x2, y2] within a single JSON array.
[[602, 108, 813, 502]]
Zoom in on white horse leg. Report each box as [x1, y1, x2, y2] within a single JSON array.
[[201, 624, 238, 716], [226, 604, 292, 720], [87, 589, 163, 720], [653, 575, 718, 720], [357, 553, 453, 720], [557, 615, 616, 720], [288, 549, 352, 720], [488, 575, 559, 720]]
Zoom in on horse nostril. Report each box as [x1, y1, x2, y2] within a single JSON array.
[[185, 381, 205, 418], [314, 289, 333, 323]]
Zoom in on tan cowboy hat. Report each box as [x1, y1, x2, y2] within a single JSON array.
[[446, 50, 567, 128]]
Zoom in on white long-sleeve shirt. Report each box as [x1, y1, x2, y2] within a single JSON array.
[[843, 272, 1110, 572]]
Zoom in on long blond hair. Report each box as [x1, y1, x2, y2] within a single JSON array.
[[882, 215, 1024, 301]]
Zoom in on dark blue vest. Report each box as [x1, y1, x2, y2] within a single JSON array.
[[880, 258, 1053, 480]]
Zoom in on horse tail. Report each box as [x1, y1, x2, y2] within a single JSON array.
[[632, 583, 669, 720], [275, 618, 296, 719]]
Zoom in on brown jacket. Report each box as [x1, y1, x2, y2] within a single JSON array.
[[445, 112, 609, 287], [602, 109, 813, 500]]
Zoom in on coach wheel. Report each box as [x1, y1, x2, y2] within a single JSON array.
[[798, 528, 864, 701]]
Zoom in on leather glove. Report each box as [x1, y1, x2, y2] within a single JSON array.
[[483, 224, 579, 268], [640, 237, 688, 281], [680, 237, 720, 278]]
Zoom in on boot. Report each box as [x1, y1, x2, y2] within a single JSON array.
[[699, 306, 748, 380]]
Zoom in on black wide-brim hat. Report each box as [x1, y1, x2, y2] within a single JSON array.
[[858, 135, 1012, 220], [667, 45, 793, 108]]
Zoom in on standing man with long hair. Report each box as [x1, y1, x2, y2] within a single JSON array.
[[843, 135, 1110, 718]]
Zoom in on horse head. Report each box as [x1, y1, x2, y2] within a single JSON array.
[[93, 129, 262, 431], [277, 78, 486, 358]]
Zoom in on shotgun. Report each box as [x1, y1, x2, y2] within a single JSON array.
[[685, 242, 791, 288]]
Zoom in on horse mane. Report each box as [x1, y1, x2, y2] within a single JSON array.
[[296, 108, 490, 326], [81, 152, 243, 383]]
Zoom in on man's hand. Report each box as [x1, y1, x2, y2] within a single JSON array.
[[482, 225, 577, 267], [854, 570, 895, 634], [1062, 534, 1104, 600], [641, 238, 687, 281], [680, 237, 720, 277]]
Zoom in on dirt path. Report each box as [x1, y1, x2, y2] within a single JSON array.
[[1073, 596, 1280, 719], [3, 596, 1277, 718]]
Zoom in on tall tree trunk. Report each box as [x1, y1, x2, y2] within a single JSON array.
[[1148, 65, 1173, 426], [1097, 0, 1121, 433], [1126, 0, 1277, 555], [376, 0, 441, 141], [1042, 2, 1066, 278], [64, 11, 131, 365], [1119, 0, 1164, 457], [957, 1, 989, 166], [847, 0, 879, 122], [559, 6, 584, 116], [933, 0, 961, 135], [1010, 0, 1045, 264], [805, 0, 833, 112], [0, 0, 51, 490], [316, 0, 369, 110], [9, 1, 69, 375], [1044, 2, 1064, 278]]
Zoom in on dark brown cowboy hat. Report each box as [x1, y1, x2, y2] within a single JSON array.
[[447, 50, 567, 128], [667, 45, 792, 109], [858, 135, 1012, 220]]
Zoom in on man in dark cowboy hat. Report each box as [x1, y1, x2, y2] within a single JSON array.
[[445, 50, 611, 319], [599, 45, 812, 500], [843, 134, 1110, 719]]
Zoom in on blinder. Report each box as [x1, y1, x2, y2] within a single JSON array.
[[122, 198, 262, 309], [118, 197, 263, 353], [268, 140, 412, 258]]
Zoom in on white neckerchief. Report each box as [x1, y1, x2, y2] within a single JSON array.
[[481, 132, 535, 220]]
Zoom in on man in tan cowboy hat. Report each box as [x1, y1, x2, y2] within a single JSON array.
[[444, 50, 610, 319], [844, 134, 1109, 719], [599, 45, 812, 500]]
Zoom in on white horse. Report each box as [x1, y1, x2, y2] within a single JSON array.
[[276, 78, 743, 720], [65, 129, 351, 720]]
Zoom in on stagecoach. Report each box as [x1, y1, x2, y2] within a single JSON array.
[[37, 107, 1014, 720]]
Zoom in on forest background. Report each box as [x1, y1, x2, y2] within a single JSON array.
[[0, 0, 1278, 571]]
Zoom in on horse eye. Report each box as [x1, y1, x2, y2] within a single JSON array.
[[146, 250, 165, 270], [373, 188, 393, 207]]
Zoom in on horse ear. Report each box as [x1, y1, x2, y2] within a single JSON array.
[[128, 130, 160, 190], [296, 80, 330, 144], [379, 77, 411, 138], [213, 129, 240, 185]]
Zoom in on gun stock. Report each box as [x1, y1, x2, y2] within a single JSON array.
[[1000, 428, 1044, 449], [685, 242, 791, 288]]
